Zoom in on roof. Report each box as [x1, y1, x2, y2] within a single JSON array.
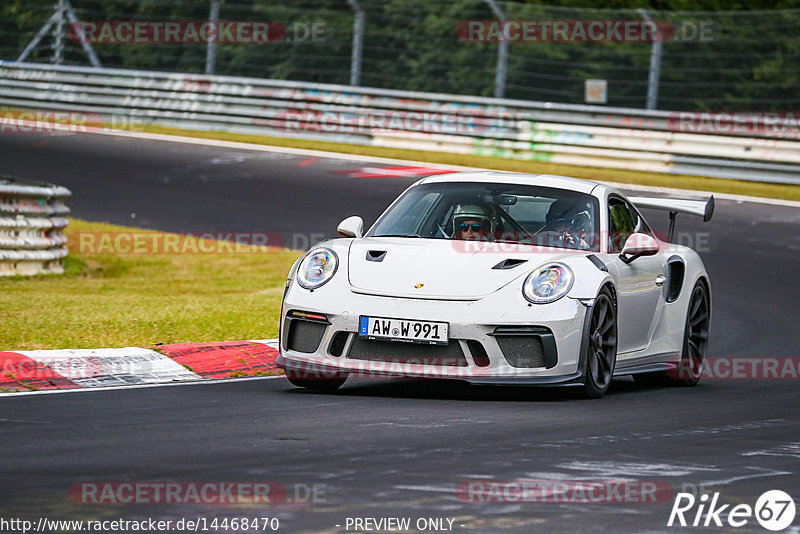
[[419, 171, 601, 194]]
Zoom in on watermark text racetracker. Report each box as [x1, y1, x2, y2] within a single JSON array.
[[669, 356, 800, 381], [0, 110, 145, 134], [668, 111, 800, 138], [69, 481, 326, 505], [458, 480, 674, 503], [457, 19, 716, 42], [285, 356, 800, 381], [69, 21, 327, 44], [2, 355, 131, 381], [76, 232, 327, 254], [448, 230, 713, 254], [260, 109, 503, 136]]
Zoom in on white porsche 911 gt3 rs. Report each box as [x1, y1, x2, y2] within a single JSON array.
[[277, 172, 713, 398]]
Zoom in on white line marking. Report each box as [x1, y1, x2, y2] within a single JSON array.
[[742, 442, 800, 459], [557, 460, 718, 477], [537, 419, 796, 447], [0, 417, 57, 424], [0, 373, 285, 397], [93, 129, 482, 171], [394, 484, 455, 494], [696, 468, 794, 487], [249, 339, 279, 349], [90, 129, 800, 208]]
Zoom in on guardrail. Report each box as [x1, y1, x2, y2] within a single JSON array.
[[1, 62, 799, 185], [0, 175, 70, 276]]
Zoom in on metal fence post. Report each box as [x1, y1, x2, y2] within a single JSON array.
[[346, 0, 364, 86], [51, 0, 66, 65], [483, 0, 508, 99], [205, 0, 220, 75], [16, 14, 58, 63], [18, 0, 102, 67], [64, 0, 102, 68], [638, 8, 662, 110]]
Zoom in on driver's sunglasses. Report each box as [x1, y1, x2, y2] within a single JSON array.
[[460, 223, 485, 232]]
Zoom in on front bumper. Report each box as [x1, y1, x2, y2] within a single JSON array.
[[278, 280, 590, 385]]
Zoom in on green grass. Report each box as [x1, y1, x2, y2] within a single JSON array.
[[145, 125, 800, 202], [0, 219, 301, 350]]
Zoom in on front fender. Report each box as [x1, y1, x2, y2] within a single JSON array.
[[564, 255, 616, 301]]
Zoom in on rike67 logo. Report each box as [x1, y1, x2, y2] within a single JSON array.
[[668, 490, 796, 531]]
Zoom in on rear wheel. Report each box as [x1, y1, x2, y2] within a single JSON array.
[[285, 369, 348, 391], [582, 288, 618, 398], [635, 281, 710, 387], [673, 282, 710, 385]]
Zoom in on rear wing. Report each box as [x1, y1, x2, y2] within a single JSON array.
[[629, 195, 714, 242]]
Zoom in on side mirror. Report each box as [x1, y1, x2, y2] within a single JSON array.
[[337, 216, 364, 238], [620, 232, 659, 263]]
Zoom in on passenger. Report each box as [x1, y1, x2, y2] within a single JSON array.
[[545, 198, 593, 250]]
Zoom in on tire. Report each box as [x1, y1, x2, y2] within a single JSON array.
[[285, 368, 348, 391], [582, 288, 618, 398], [634, 281, 710, 387]]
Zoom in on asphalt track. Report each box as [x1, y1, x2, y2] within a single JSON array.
[[1, 131, 799, 533]]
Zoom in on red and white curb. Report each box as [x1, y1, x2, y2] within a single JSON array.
[[0, 339, 280, 394]]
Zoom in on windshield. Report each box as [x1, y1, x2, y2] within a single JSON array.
[[368, 182, 601, 251]]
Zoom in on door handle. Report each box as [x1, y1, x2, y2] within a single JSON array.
[[655, 274, 666, 286]]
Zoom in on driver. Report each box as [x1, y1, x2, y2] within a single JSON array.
[[545, 198, 593, 250], [452, 204, 492, 241]]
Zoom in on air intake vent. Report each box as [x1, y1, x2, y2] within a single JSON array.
[[347, 338, 467, 367], [466, 340, 490, 367], [667, 257, 685, 303], [495, 336, 546, 368], [286, 320, 327, 353], [492, 258, 527, 270], [490, 326, 558, 368], [328, 331, 349, 357], [586, 254, 608, 272], [366, 250, 387, 262]]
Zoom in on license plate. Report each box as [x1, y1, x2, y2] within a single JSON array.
[[359, 316, 449, 345]]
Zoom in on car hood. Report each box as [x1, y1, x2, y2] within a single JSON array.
[[347, 237, 570, 300]]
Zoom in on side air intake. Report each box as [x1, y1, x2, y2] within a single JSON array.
[[492, 258, 527, 270]]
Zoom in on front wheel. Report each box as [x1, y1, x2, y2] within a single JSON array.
[[582, 288, 618, 398], [285, 368, 348, 391]]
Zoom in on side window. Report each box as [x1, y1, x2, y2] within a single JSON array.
[[608, 198, 638, 252]]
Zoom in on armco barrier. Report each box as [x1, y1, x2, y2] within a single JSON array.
[[1, 62, 799, 184], [0, 175, 70, 276]]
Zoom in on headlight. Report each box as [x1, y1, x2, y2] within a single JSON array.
[[297, 248, 338, 289], [522, 263, 574, 304]]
